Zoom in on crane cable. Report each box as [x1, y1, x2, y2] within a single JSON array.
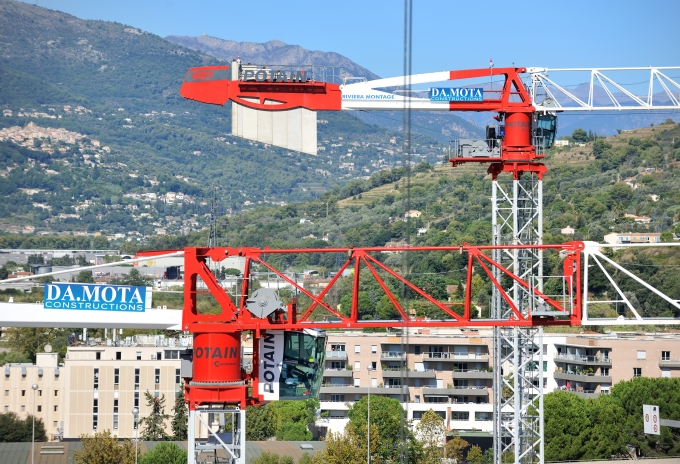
[[399, 1, 413, 463]]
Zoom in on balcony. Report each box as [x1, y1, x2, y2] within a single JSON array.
[[423, 386, 489, 396], [559, 387, 602, 399], [323, 368, 354, 378], [326, 351, 348, 360], [659, 357, 680, 368], [553, 371, 612, 383], [452, 369, 493, 380], [554, 354, 611, 366], [382, 368, 436, 379], [320, 384, 357, 394], [380, 351, 406, 361], [370, 385, 410, 396], [422, 352, 489, 362]]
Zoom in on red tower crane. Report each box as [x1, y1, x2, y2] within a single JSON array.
[[172, 64, 680, 464]]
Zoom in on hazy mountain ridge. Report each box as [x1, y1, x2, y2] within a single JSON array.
[[165, 35, 381, 81]]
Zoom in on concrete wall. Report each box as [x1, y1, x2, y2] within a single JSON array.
[[232, 102, 318, 155]]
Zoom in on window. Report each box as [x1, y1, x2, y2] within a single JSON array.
[[354, 361, 361, 371], [662, 368, 671, 378], [4, 390, 7, 397], [3, 406, 7, 412], [371, 362, 377, 370], [354, 378, 361, 387], [114, 368, 120, 385], [37, 405, 42, 412], [602, 368, 610, 376], [21, 390, 26, 397], [330, 361, 345, 370], [53, 421, 58, 428], [93, 414, 98, 430], [136, 352, 142, 361], [634, 368, 642, 378], [354, 345, 361, 354], [113, 397, 119, 430], [165, 350, 180, 360], [637, 351, 646, 360], [54, 405, 58, 412], [38, 390, 42, 397], [54, 390, 58, 397], [330, 394, 345, 402], [155, 368, 160, 384], [93, 368, 99, 390], [21, 405, 25, 412], [156, 352, 162, 361], [116, 351, 122, 360], [175, 369, 181, 384], [96, 352, 101, 360], [475, 412, 492, 421], [154, 390, 160, 399], [371, 345, 377, 354], [134, 368, 140, 388], [415, 345, 421, 355], [93, 399, 98, 414], [134, 391, 139, 408], [662, 351, 671, 361]]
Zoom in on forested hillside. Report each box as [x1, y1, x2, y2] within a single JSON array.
[[0, 0, 442, 236]]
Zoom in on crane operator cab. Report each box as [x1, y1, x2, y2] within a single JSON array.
[[278, 329, 326, 400], [533, 113, 557, 149]]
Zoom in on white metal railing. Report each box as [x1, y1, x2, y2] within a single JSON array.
[[381, 352, 405, 358], [554, 354, 611, 363], [422, 352, 488, 359], [326, 351, 347, 358]]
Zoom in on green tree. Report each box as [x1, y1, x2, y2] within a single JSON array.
[[312, 424, 380, 464], [75, 270, 95, 283], [544, 391, 590, 461], [466, 445, 484, 464], [0, 412, 46, 442], [170, 383, 188, 440], [139, 442, 187, 464], [571, 128, 587, 143], [276, 422, 312, 441], [4, 327, 59, 362], [74, 430, 137, 464], [139, 391, 171, 441], [444, 435, 469, 462], [415, 409, 445, 464], [118, 268, 153, 287], [246, 403, 279, 441], [346, 395, 422, 463]]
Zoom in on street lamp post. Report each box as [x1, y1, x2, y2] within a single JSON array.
[[367, 366, 371, 464], [31, 383, 38, 464], [132, 407, 139, 464]]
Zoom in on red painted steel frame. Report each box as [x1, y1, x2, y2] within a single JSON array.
[[140, 242, 584, 407]]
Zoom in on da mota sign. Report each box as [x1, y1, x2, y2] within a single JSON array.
[[43, 283, 150, 312], [430, 87, 484, 102]]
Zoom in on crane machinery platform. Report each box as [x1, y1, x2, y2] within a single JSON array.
[[2, 64, 679, 464]]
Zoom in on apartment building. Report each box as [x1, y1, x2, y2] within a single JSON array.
[[0, 337, 188, 440], [317, 330, 680, 435], [318, 330, 495, 435], [1, 353, 65, 440], [3, 331, 680, 441]]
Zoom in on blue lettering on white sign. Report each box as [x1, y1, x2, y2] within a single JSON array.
[[430, 87, 484, 102], [43, 283, 148, 312]]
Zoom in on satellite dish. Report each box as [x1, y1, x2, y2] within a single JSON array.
[[44, 344, 52, 353]]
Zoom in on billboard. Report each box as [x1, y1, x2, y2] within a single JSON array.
[[258, 330, 284, 401], [43, 283, 150, 312], [430, 87, 484, 102]]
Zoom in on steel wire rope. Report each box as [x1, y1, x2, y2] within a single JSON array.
[[398, 1, 413, 463]]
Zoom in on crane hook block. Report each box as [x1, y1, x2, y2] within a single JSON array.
[[245, 288, 286, 319]]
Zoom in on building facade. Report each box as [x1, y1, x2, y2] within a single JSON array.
[[3, 331, 680, 440]]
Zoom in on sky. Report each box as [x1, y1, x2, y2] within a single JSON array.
[[24, 0, 680, 79]]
